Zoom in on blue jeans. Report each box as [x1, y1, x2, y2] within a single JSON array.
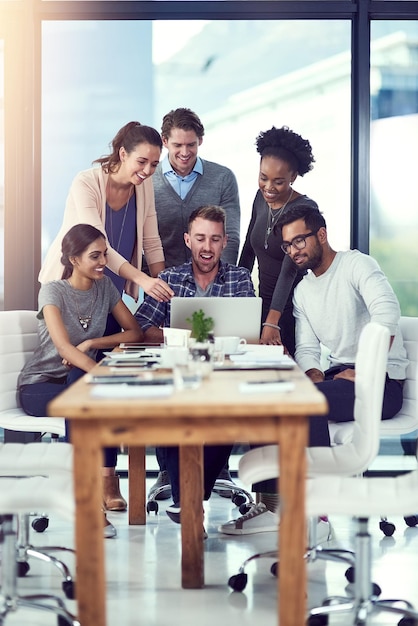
[[19, 366, 117, 467]]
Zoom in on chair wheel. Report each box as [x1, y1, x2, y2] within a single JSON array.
[[372, 582, 382, 597], [404, 515, 418, 528], [345, 566, 355, 583], [62, 579, 75, 599], [231, 493, 246, 507], [32, 516, 49, 532], [17, 561, 30, 577], [379, 519, 395, 536], [270, 561, 278, 577], [398, 618, 418, 626], [57, 616, 72, 626], [239, 503, 253, 515], [308, 615, 328, 625], [228, 572, 248, 592], [146, 501, 159, 514]]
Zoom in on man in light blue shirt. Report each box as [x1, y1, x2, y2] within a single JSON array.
[[151, 107, 241, 269]]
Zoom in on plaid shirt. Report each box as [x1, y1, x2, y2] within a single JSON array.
[[135, 260, 256, 332]]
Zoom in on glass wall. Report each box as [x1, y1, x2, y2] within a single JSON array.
[[41, 18, 352, 304], [370, 21, 418, 316], [1, 1, 417, 315]]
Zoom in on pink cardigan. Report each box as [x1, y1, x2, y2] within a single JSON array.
[[39, 167, 165, 301]]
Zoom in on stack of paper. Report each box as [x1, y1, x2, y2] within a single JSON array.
[[229, 345, 294, 368], [90, 384, 174, 398]]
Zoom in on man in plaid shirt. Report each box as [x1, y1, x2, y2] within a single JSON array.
[[135, 204, 255, 341], [135, 205, 256, 530]]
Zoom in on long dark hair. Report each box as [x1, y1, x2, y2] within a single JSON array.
[[60, 224, 105, 279], [93, 121, 162, 173]]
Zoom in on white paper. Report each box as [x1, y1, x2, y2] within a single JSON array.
[[239, 381, 295, 394], [90, 384, 174, 398]]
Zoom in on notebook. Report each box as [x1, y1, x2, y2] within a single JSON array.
[[170, 297, 262, 343]]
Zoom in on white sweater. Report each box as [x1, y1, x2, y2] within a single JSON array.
[[293, 250, 408, 380]]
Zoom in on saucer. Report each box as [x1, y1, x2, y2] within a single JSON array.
[[225, 347, 247, 356]]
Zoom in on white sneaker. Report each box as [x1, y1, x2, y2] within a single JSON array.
[[218, 503, 278, 535], [103, 512, 117, 539], [219, 505, 333, 541]]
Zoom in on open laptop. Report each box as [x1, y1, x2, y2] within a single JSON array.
[[170, 297, 262, 343]]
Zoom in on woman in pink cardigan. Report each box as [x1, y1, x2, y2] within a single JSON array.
[[39, 121, 174, 510]]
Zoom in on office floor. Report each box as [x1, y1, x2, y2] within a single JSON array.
[[2, 469, 418, 626]]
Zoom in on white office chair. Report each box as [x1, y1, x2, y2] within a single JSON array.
[[0, 310, 66, 440], [228, 322, 390, 592], [0, 442, 75, 598], [328, 316, 418, 536], [0, 309, 67, 532], [306, 460, 418, 624], [0, 474, 79, 626]]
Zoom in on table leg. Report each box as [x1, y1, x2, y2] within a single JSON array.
[[179, 445, 204, 588], [278, 416, 307, 626], [128, 446, 146, 525], [71, 423, 106, 626]]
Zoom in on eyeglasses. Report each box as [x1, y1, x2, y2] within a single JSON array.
[[280, 230, 318, 255]]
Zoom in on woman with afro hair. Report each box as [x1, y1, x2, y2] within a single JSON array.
[[239, 125, 317, 356], [221, 127, 318, 535]]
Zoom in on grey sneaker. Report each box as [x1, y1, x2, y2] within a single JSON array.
[[148, 470, 171, 501], [213, 467, 236, 499], [218, 503, 278, 535]]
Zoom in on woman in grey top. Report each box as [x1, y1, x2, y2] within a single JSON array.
[[18, 224, 143, 537]]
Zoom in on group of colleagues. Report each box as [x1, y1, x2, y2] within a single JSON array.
[[17, 107, 408, 539]]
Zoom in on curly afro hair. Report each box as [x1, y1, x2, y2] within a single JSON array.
[[255, 126, 315, 177]]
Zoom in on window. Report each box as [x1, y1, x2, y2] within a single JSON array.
[[370, 21, 418, 315], [41, 18, 352, 271]]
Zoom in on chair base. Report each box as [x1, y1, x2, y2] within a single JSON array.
[[0, 595, 80, 626], [146, 479, 254, 514], [0, 514, 79, 626], [308, 518, 418, 626], [308, 597, 418, 625], [17, 513, 76, 599], [228, 517, 355, 592]]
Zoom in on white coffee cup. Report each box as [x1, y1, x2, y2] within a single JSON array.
[[216, 336, 247, 355], [163, 327, 191, 348]]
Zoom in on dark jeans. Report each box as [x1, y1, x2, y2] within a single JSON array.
[[164, 444, 233, 505], [19, 366, 117, 467], [156, 445, 230, 474], [252, 366, 404, 492]]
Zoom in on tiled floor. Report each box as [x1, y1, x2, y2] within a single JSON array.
[[2, 473, 418, 625]]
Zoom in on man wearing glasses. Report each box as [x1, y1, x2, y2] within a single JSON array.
[[219, 203, 408, 537], [277, 204, 408, 446]]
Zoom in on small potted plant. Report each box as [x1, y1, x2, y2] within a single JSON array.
[[186, 309, 215, 377], [187, 309, 214, 343]]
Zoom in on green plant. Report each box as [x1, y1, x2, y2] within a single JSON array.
[[186, 309, 214, 343]]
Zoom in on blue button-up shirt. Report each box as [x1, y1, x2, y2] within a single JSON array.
[[162, 155, 203, 199], [135, 260, 256, 332]]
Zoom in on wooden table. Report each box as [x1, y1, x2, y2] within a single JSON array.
[[48, 365, 327, 626]]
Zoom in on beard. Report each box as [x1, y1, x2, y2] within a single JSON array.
[[293, 245, 323, 272]]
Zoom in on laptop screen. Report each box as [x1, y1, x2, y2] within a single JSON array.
[[170, 297, 262, 343]]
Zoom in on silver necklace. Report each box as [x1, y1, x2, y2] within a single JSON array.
[[108, 187, 133, 252], [264, 188, 294, 250], [68, 279, 98, 331]]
